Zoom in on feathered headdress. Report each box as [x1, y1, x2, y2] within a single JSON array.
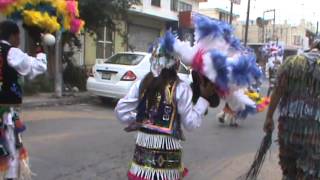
[[149, 31, 179, 77], [158, 14, 268, 118], [261, 42, 284, 58], [0, 0, 84, 34]]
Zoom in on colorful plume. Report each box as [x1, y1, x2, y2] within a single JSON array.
[[0, 0, 84, 34]]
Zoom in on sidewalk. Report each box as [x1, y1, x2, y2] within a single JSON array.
[[23, 92, 95, 109]]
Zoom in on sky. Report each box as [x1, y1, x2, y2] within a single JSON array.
[[199, 0, 320, 25]]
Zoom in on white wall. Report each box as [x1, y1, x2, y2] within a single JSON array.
[[132, 0, 179, 21], [132, 0, 200, 21]]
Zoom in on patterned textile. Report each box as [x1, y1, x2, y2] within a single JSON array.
[[136, 81, 184, 140], [277, 53, 320, 179], [0, 106, 31, 179], [128, 131, 185, 180], [133, 145, 182, 169]]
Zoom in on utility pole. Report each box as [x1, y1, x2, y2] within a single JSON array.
[[262, 12, 266, 43], [229, 1, 234, 24], [317, 21, 319, 36], [262, 9, 276, 43], [273, 9, 276, 41], [54, 32, 63, 98], [244, 0, 251, 46]]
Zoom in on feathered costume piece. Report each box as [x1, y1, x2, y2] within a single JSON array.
[[261, 41, 284, 58], [0, 0, 84, 34], [161, 14, 268, 118]]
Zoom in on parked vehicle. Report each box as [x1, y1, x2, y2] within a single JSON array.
[[86, 52, 191, 100]]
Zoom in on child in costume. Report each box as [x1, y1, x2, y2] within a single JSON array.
[[115, 35, 214, 180], [0, 20, 47, 180]]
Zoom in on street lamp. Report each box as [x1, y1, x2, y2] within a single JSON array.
[[262, 9, 276, 43]]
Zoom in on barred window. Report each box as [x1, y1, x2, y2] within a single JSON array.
[[178, 1, 192, 12], [171, 0, 178, 11], [96, 27, 113, 59]]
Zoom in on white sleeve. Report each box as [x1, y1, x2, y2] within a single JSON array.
[[7, 48, 47, 79], [176, 81, 209, 131], [114, 80, 141, 124]]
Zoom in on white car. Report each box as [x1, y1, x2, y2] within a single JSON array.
[[86, 52, 192, 100]]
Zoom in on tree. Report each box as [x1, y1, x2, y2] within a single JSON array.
[[79, 0, 140, 34], [54, 0, 139, 96]]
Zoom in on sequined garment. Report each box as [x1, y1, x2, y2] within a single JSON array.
[[129, 81, 186, 180]]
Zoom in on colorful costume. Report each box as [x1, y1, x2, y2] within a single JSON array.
[[0, 40, 47, 179], [262, 42, 284, 96], [277, 51, 320, 179], [161, 15, 268, 120], [0, 0, 84, 34], [115, 36, 209, 180]]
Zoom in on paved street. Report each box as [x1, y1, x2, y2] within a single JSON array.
[[21, 97, 282, 180]]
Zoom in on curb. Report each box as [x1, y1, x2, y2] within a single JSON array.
[[22, 94, 95, 109]]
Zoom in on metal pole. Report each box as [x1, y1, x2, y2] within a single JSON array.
[[244, 0, 251, 46], [54, 32, 63, 98], [273, 9, 276, 41], [263, 11, 266, 43], [229, 1, 234, 25], [317, 21, 319, 36]]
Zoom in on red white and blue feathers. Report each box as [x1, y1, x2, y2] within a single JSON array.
[[158, 14, 267, 118]]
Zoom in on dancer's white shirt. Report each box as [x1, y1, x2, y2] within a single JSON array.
[[1, 40, 47, 178], [115, 80, 209, 131], [1, 40, 47, 79]]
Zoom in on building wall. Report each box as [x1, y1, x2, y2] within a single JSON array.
[[132, 0, 178, 21], [236, 20, 314, 49], [114, 20, 127, 53], [83, 0, 201, 66], [83, 33, 97, 66], [198, 8, 220, 19]]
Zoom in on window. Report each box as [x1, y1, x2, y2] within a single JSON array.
[[293, 35, 301, 46], [171, 0, 178, 11], [178, 1, 192, 12], [219, 12, 229, 22], [96, 27, 113, 59], [105, 54, 145, 66], [151, 0, 161, 7]]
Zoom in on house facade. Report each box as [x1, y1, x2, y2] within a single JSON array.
[[83, 0, 206, 67]]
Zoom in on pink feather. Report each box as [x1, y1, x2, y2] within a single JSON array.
[[70, 18, 83, 33], [192, 50, 205, 73], [66, 0, 78, 16], [0, 0, 15, 9]]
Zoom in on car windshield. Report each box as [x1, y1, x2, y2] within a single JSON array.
[[105, 54, 145, 65]]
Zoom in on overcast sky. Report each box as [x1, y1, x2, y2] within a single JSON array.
[[199, 0, 320, 25]]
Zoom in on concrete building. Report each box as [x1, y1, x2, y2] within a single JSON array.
[[199, 7, 240, 23], [236, 19, 317, 49], [83, 0, 206, 67]]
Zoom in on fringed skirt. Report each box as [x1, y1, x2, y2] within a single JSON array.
[[278, 116, 320, 180], [128, 131, 188, 180], [0, 106, 32, 180]]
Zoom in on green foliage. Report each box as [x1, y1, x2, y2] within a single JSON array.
[[79, 0, 140, 34], [63, 62, 87, 91], [23, 75, 54, 95]]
